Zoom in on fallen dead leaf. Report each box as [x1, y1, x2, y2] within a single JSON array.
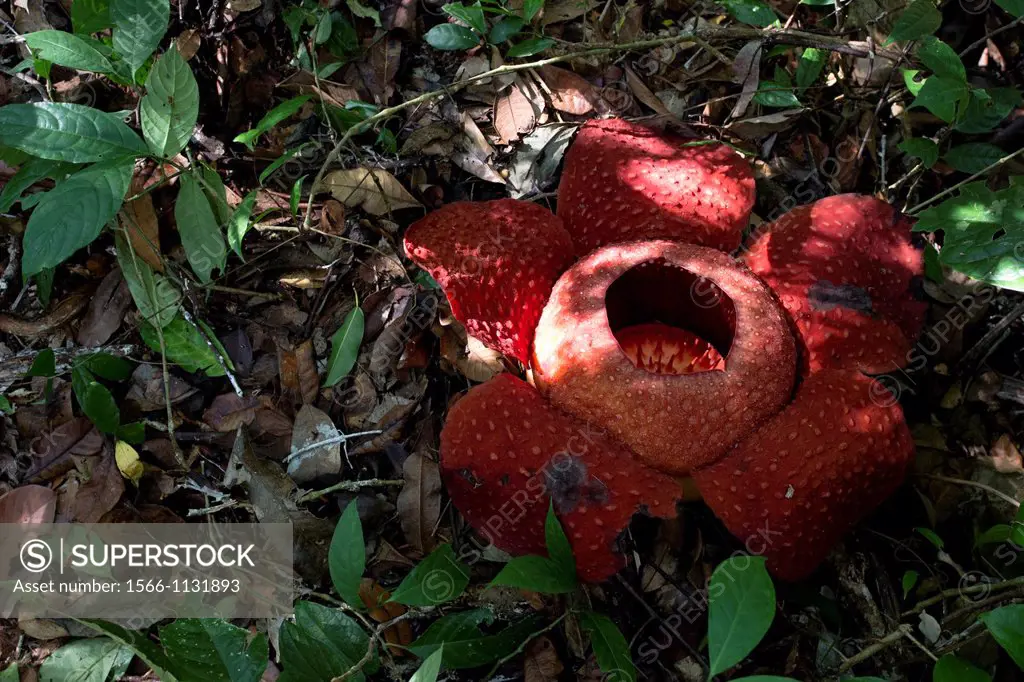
[[0, 484, 55, 523], [624, 65, 672, 117], [278, 339, 319, 406], [397, 451, 442, 555], [28, 418, 103, 483], [57, 446, 125, 523], [175, 29, 202, 60], [538, 65, 598, 115], [539, 0, 601, 25], [121, 173, 163, 271], [524, 636, 564, 682], [322, 168, 422, 216], [287, 404, 342, 484], [730, 40, 763, 119], [204, 393, 260, 432], [76, 268, 132, 347], [494, 82, 538, 144], [986, 434, 1024, 474]]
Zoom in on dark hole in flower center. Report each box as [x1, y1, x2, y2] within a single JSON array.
[[605, 259, 735, 375]]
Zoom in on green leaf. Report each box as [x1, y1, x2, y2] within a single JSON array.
[[324, 306, 365, 386], [289, 175, 305, 216], [912, 75, 970, 123], [278, 601, 376, 682], [39, 638, 133, 682], [887, 0, 942, 43], [976, 524, 1013, 546], [408, 609, 542, 669], [544, 501, 575, 575], [916, 527, 945, 549], [903, 68, 926, 96], [227, 190, 257, 259], [160, 619, 268, 682], [1013, 507, 1024, 547], [140, 315, 225, 376], [489, 16, 525, 44], [722, 0, 779, 26], [795, 47, 825, 92], [424, 23, 481, 50], [116, 232, 181, 328], [346, 0, 382, 27], [707, 555, 777, 677], [75, 619, 178, 681], [200, 165, 232, 225], [314, 12, 333, 45], [944, 143, 1007, 174], [917, 37, 966, 81], [579, 611, 635, 682], [522, 0, 545, 19], [35, 267, 55, 306], [390, 544, 470, 606], [933, 654, 991, 682], [326, 12, 359, 59], [409, 646, 443, 682], [980, 604, 1024, 669], [902, 570, 920, 598], [117, 421, 145, 443], [957, 87, 1021, 134], [141, 46, 199, 157], [24, 31, 115, 74], [443, 2, 487, 34], [0, 158, 76, 213], [490, 505, 578, 594], [506, 37, 555, 57], [754, 82, 801, 108], [0, 396, 12, 416], [258, 144, 312, 185], [111, 0, 170, 77], [900, 137, 939, 168], [73, 0, 113, 34], [330, 501, 366, 607], [175, 173, 227, 283], [76, 353, 134, 381], [73, 367, 120, 433], [22, 158, 134, 276], [27, 348, 56, 377], [994, 0, 1024, 16], [0, 102, 146, 162], [233, 95, 312, 150]]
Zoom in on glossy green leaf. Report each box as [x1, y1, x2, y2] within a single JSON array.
[[900, 137, 939, 168], [912, 75, 970, 123], [980, 604, 1024, 669], [277, 601, 376, 682], [117, 421, 145, 443], [490, 504, 578, 594], [903, 68, 926, 96], [38, 638, 133, 682], [902, 570, 920, 598], [976, 524, 1012, 546], [795, 47, 825, 92], [0, 158, 76, 213], [424, 23, 480, 50], [916, 527, 945, 549], [27, 348, 56, 377], [443, 2, 487, 34], [313, 12, 333, 45], [227, 190, 257, 259], [329, 502, 366, 608], [408, 609, 542, 669], [409, 647, 443, 682], [116, 232, 182, 328], [933, 654, 991, 682], [75, 353, 134, 381], [324, 305, 364, 386], [175, 173, 227, 283], [73, 0, 113, 34], [73, 367, 120, 434], [917, 37, 966, 81], [708, 556, 776, 677], [75, 620, 178, 682], [994, 0, 1024, 16], [140, 315, 226, 376], [522, 0, 545, 19], [489, 16, 525, 43], [390, 544, 470, 606], [887, 0, 942, 43], [111, 0, 170, 77], [160, 619, 268, 682], [0, 102, 146, 162], [944, 143, 1007, 174], [957, 87, 1021, 134], [722, 0, 779, 26], [233, 95, 312, 149], [22, 158, 133, 276], [579, 611, 635, 682], [506, 37, 555, 57], [24, 31, 114, 73], [141, 46, 199, 157], [346, 0, 381, 26]]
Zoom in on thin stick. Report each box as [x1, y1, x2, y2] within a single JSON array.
[[906, 146, 1024, 214], [917, 474, 1021, 508], [295, 477, 404, 505], [905, 576, 1024, 616], [838, 625, 911, 673]]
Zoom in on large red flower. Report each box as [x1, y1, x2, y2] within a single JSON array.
[[404, 118, 922, 582]]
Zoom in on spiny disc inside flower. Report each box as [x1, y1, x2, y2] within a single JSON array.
[[616, 323, 725, 374]]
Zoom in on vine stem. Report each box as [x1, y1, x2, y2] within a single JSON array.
[[906, 146, 1024, 215], [301, 24, 904, 230]]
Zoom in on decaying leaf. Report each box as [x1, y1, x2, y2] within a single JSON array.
[[28, 418, 103, 483], [286, 404, 342, 484], [397, 451, 442, 555], [0, 484, 55, 523], [57, 447, 124, 523], [121, 173, 163, 272], [278, 340, 319, 405], [494, 82, 538, 144], [624, 65, 672, 117], [524, 636, 564, 682], [203, 393, 260, 432], [322, 168, 422, 216], [538, 65, 599, 115], [76, 268, 132, 347], [114, 441, 144, 485]]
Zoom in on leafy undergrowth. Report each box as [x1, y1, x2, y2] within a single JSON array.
[[0, 0, 1023, 681]]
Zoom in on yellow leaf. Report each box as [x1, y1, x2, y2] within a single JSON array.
[[114, 441, 144, 485], [321, 168, 422, 216]]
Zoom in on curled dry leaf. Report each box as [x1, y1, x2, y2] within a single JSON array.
[[286, 404, 342, 484], [359, 579, 413, 655], [278, 339, 319, 405], [494, 82, 539, 144], [203, 393, 260, 432], [76, 268, 132, 347], [624, 65, 672, 117], [320, 199, 346, 234], [986, 434, 1024, 475], [538, 66, 599, 115], [28, 418, 103, 483], [397, 451, 442, 555], [524, 636, 564, 682], [175, 29, 202, 61], [0, 484, 56, 523], [121, 172, 163, 271], [322, 168, 421, 216], [58, 447, 125, 523]]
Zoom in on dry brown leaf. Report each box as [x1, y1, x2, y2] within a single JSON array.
[[175, 29, 202, 60], [524, 636, 564, 682], [986, 434, 1024, 474], [624, 65, 672, 117], [397, 452, 442, 555], [538, 65, 598, 115], [454, 112, 504, 184], [286, 404, 341, 484], [203, 393, 259, 432], [28, 418, 103, 482], [730, 40, 763, 119], [57, 447, 125, 523], [121, 175, 163, 271], [322, 168, 421, 216], [540, 0, 601, 25], [278, 340, 319, 405], [320, 199, 346, 234], [76, 268, 131, 347], [494, 82, 538, 144], [0, 484, 55, 523]]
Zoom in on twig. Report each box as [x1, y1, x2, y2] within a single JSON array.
[[917, 473, 1021, 508], [907, 146, 1024, 214], [295, 477, 403, 505], [332, 611, 420, 682], [838, 624, 911, 673], [484, 612, 568, 680], [904, 576, 1024, 616], [959, 15, 1024, 58], [901, 628, 939, 663], [284, 430, 384, 464]]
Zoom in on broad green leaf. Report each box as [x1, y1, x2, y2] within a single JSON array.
[[160, 619, 268, 682], [314, 12, 333, 45], [324, 306, 364, 386], [73, 0, 113, 34], [545, 501, 575, 576], [76, 353, 134, 381], [326, 12, 359, 59], [944, 143, 1007, 174], [916, 527, 945, 549], [72, 366, 120, 433], [899, 137, 939, 168], [579, 611, 635, 682], [111, 0, 170, 77], [24, 31, 114, 73], [957, 87, 1021, 134], [795, 47, 825, 92], [140, 315, 226, 376], [141, 46, 199, 157], [722, 0, 779, 26], [277, 601, 376, 682], [22, 158, 134, 276], [329, 501, 366, 607], [902, 570, 920, 598], [976, 524, 1012, 546], [117, 421, 145, 443], [408, 609, 542, 669], [933, 654, 991, 682], [200, 165, 232, 225], [27, 348, 56, 377], [489, 16, 525, 44], [903, 68, 926, 96], [979, 604, 1024, 669], [409, 646, 443, 682], [346, 0, 382, 26], [506, 37, 555, 57], [912, 75, 970, 123], [116, 232, 182, 328], [0, 396, 12, 415], [424, 24, 481, 51], [443, 2, 487, 34], [227, 190, 257, 259], [35, 267, 54, 306], [917, 37, 966, 81], [707, 555, 776, 677], [887, 0, 941, 43], [233, 95, 312, 149], [175, 173, 227, 283], [491, 505, 578, 593], [390, 544, 470, 606], [75, 619, 178, 681], [994, 0, 1024, 16], [39, 638, 133, 682], [754, 83, 801, 108], [0, 102, 146, 162], [0, 158, 76, 213], [522, 0, 545, 19]]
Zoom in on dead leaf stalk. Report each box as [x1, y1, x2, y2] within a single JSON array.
[[295, 476, 403, 505]]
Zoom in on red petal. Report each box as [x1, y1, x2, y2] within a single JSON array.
[[616, 323, 724, 374], [532, 241, 796, 475], [692, 369, 914, 581], [743, 195, 925, 374], [557, 119, 755, 255], [440, 374, 680, 582], [404, 199, 575, 363]]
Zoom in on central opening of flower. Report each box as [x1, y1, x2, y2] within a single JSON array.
[[605, 260, 735, 375]]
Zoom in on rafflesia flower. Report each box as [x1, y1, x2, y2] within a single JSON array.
[[405, 118, 922, 582]]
